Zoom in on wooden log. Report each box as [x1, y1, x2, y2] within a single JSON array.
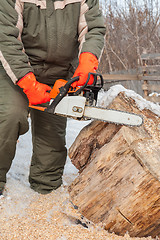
[[142, 83, 160, 92], [141, 53, 160, 60], [68, 92, 160, 238], [142, 76, 160, 81], [102, 74, 140, 81], [141, 65, 160, 72], [145, 95, 160, 103]]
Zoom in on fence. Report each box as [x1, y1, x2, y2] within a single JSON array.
[[102, 53, 160, 103], [141, 53, 160, 103]]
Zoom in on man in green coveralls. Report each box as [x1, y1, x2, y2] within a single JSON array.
[[0, 0, 105, 195]]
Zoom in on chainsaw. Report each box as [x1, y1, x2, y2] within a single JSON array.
[[29, 73, 143, 127]]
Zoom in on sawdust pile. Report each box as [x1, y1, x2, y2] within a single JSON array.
[[0, 185, 156, 240]]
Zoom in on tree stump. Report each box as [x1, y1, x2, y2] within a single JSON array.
[[68, 92, 160, 238]]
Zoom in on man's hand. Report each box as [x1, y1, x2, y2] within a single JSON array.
[[17, 72, 51, 105], [72, 52, 98, 88]]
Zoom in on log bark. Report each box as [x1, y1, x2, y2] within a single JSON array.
[[68, 92, 160, 238]]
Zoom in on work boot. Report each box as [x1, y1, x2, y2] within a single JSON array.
[[0, 188, 4, 196]]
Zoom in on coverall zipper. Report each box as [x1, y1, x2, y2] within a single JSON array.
[[46, 0, 56, 62]]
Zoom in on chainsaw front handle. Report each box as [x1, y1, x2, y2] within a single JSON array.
[[73, 72, 104, 95]]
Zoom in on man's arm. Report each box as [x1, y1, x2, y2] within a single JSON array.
[[72, 0, 105, 87], [78, 0, 105, 59], [0, 0, 33, 83], [0, 0, 51, 104]]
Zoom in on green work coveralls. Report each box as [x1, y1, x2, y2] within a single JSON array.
[[0, 0, 105, 194]]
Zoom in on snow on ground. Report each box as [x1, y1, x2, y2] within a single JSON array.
[[0, 85, 158, 239]]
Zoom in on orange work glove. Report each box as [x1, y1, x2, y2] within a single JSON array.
[[72, 52, 98, 88], [17, 72, 51, 105]]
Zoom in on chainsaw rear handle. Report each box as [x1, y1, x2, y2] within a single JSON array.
[[46, 76, 79, 114]]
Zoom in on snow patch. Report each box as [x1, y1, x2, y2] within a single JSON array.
[[98, 84, 160, 117]]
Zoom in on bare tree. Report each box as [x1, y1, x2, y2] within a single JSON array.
[[99, 0, 160, 73]]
